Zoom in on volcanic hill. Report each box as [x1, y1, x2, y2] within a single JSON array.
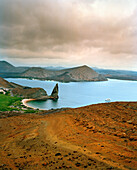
[[0, 77, 15, 88], [0, 102, 136, 169], [21, 65, 107, 82], [0, 61, 28, 73], [21, 67, 55, 79], [0, 61, 15, 73]]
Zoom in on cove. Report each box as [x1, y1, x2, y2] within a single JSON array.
[[6, 78, 137, 110]]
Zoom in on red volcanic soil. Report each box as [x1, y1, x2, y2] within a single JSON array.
[[0, 102, 137, 169]]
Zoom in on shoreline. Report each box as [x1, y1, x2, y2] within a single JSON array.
[[22, 99, 46, 111], [22, 99, 37, 109], [5, 76, 137, 82], [22, 99, 137, 112]]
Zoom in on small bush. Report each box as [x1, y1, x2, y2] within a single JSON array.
[[24, 110, 36, 113]]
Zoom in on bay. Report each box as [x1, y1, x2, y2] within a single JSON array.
[[6, 78, 137, 110]]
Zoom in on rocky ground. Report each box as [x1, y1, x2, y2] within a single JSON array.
[[0, 102, 137, 170]]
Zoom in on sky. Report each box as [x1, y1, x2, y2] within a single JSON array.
[[0, 0, 137, 70]]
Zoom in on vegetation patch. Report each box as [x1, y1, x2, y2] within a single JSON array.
[[0, 94, 40, 114], [0, 94, 22, 111]]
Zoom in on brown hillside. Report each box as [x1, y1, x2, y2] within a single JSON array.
[[0, 77, 48, 99], [62, 65, 99, 80], [0, 102, 136, 169], [0, 77, 14, 88], [50, 65, 107, 82], [21, 67, 55, 78], [22, 65, 107, 82], [12, 87, 47, 99]]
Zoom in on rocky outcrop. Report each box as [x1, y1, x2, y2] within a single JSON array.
[[50, 83, 59, 99], [12, 88, 48, 99]]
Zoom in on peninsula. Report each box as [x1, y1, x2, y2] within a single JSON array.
[[0, 77, 59, 100]]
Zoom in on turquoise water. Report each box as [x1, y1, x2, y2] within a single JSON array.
[[6, 78, 137, 110]]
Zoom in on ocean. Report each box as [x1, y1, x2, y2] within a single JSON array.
[[6, 78, 137, 110]]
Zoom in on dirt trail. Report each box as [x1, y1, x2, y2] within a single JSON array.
[[45, 115, 128, 170], [0, 102, 137, 169]]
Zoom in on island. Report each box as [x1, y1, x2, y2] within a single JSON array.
[[0, 61, 107, 82], [1, 60, 137, 82]]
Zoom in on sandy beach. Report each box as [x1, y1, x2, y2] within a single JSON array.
[[22, 99, 46, 110], [22, 99, 36, 109]]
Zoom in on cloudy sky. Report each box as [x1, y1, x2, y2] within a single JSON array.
[[0, 0, 137, 70]]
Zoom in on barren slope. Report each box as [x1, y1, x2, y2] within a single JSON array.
[[0, 102, 137, 169], [0, 77, 15, 88], [21, 67, 56, 79], [21, 65, 107, 82]]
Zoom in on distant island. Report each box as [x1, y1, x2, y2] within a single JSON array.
[[94, 68, 137, 81], [1, 60, 137, 82], [0, 61, 107, 82]]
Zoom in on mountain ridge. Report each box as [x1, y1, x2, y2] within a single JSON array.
[[0, 61, 107, 82], [0, 60, 29, 73], [21, 65, 107, 82]]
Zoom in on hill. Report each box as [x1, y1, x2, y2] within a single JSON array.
[[94, 68, 137, 81], [21, 67, 55, 79], [0, 77, 58, 100], [0, 77, 15, 88], [21, 65, 107, 82], [0, 77, 48, 99], [0, 61, 15, 73], [0, 61, 28, 74], [54, 65, 107, 82], [1, 60, 137, 81], [0, 102, 136, 169], [0, 77, 27, 89]]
